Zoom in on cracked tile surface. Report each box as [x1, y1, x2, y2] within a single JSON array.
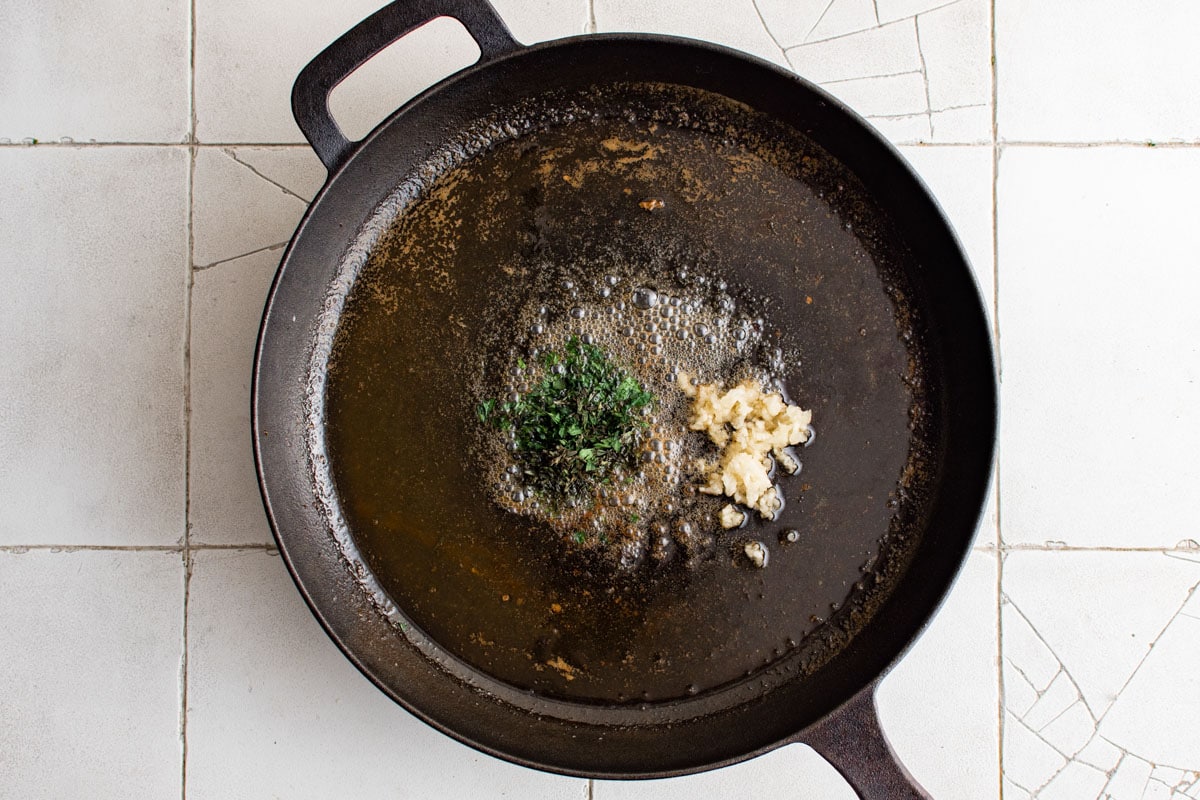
[[595, 0, 788, 67], [5, 1, 1200, 797], [756, 0, 991, 142], [1003, 551, 1200, 798], [191, 147, 322, 269], [189, 146, 324, 546], [595, 0, 991, 143]]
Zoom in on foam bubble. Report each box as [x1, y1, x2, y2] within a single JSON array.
[[478, 265, 792, 568]]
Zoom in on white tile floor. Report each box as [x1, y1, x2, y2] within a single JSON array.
[[1, 0, 1198, 797]]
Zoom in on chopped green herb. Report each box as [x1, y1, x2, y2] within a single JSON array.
[[483, 336, 654, 506], [475, 398, 497, 424], [573, 530, 587, 544], [517, 357, 527, 370], [628, 513, 640, 524]]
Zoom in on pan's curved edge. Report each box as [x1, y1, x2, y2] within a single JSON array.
[[252, 25, 999, 781]]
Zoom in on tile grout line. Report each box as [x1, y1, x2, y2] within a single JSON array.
[[0, 543, 276, 553], [1, 139, 1195, 149], [989, 2, 1005, 798], [190, 542, 279, 551], [0, 141, 312, 148], [998, 139, 1200, 148], [1007, 543, 1200, 552], [0, 544, 186, 553], [994, 519, 1005, 800], [180, 550, 194, 800], [182, 0, 198, 794]]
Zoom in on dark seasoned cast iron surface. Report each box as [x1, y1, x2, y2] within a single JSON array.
[[318, 83, 935, 707]]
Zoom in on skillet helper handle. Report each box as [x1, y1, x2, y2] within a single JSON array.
[[292, 0, 520, 172], [796, 685, 932, 800]]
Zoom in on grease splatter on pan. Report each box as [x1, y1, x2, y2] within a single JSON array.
[[473, 259, 807, 571], [317, 83, 938, 706]]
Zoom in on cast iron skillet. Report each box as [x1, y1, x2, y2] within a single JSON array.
[[253, 0, 997, 796]]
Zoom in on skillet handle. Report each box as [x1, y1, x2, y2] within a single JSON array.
[[794, 684, 932, 800], [292, 0, 520, 172]]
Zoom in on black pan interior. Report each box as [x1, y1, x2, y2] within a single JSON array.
[[322, 81, 930, 708], [255, 36, 995, 777]]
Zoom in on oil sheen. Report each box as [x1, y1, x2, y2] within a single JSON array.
[[322, 84, 924, 705]]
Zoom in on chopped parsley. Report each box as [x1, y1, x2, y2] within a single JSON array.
[[479, 336, 654, 507], [475, 398, 497, 424]]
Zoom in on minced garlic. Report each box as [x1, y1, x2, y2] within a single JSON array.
[[719, 503, 746, 529], [744, 540, 769, 568], [678, 374, 812, 519]]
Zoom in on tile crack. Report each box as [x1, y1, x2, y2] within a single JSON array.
[[1004, 655, 1041, 697], [750, 0, 794, 68], [932, 102, 990, 113], [820, 69, 925, 86], [220, 148, 310, 202], [193, 241, 288, 271], [1005, 595, 1097, 719], [1036, 698, 1089, 737], [804, 0, 839, 43], [1031, 756, 1072, 797], [905, 0, 967, 22], [1011, 709, 1075, 763], [866, 111, 933, 121], [786, 16, 906, 50], [1002, 766, 1035, 795], [1008, 576, 1200, 792], [1093, 576, 1200, 729]]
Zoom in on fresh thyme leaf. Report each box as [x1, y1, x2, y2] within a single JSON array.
[[483, 336, 654, 507], [573, 530, 587, 544]]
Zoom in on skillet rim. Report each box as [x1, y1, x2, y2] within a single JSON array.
[[252, 30, 998, 779]]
